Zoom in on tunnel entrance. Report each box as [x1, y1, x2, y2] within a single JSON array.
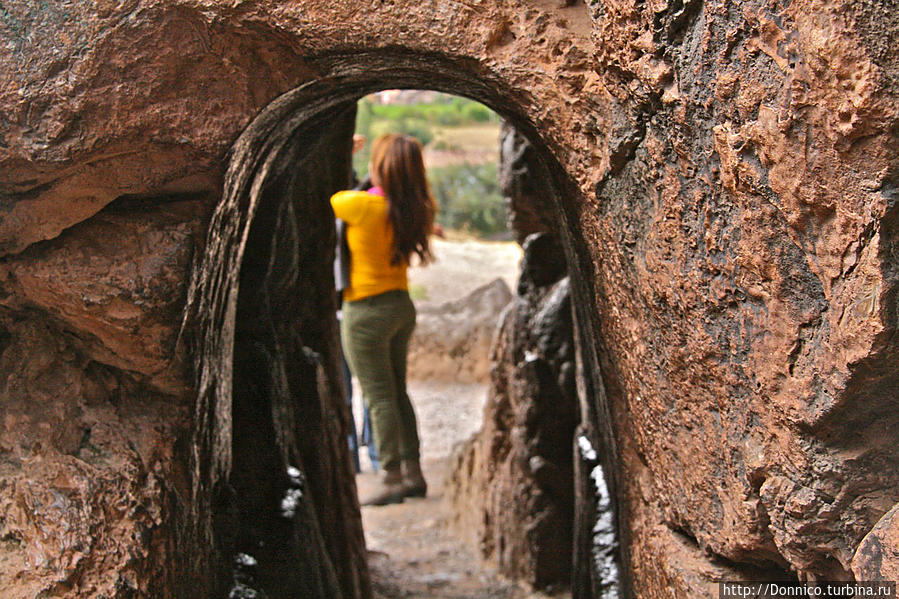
[[184, 52, 621, 599], [347, 90, 573, 598], [3, 3, 897, 596]]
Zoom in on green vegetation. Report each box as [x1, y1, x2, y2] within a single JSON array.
[[430, 162, 505, 237], [357, 95, 495, 132], [354, 94, 499, 172], [354, 92, 506, 238], [408, 283, 429, 301]]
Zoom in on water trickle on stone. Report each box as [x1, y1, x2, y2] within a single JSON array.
[[286, 466, 303, 482], [578, 434, 597, 461], [228, 583, 263, 599], [590, 464, 619, 598], [235, 553, 258, 568], [280, 465, 306, 519], [578, 435, 620, 598], [229, 552, 264, 599]]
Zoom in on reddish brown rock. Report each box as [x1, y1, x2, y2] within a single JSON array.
[[0, 316, 193, 598], [1, 198, 206, 393], [0, 0, 896, 597], [584, 0, 899, 589], [0, 197, 206, 596]]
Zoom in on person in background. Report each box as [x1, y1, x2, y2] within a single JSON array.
[[336, 134, 379, 473], [336, 228, 362, 473], [331, 133, 436, 506]]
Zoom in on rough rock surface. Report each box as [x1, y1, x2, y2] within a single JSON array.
[[586, 1, 899, 592], [449, 233, 579, 589], [499, 121, 556, 245], [220, 105, 368, 599], [852, 502, 899, 582], [0, 199, 203, 597], [407, 278, 513, 384], [0, 0, 897, 597]]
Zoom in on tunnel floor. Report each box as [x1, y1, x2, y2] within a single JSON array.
[[355, 381, 570, 599]]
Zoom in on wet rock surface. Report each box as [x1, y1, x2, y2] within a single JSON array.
[[0, 1, 897, 597]]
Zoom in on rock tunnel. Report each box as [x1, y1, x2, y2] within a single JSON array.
[[1, 1, 898, 598]]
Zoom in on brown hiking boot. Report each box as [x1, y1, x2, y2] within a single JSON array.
[[402, 460, 427, 498], [361, 468, 405, 506]]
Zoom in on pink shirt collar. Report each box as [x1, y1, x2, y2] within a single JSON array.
[[368, 186, 385, 196]]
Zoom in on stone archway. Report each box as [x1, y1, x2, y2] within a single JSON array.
[[2, 2, 898, 598], [184, 52, 621, 598]]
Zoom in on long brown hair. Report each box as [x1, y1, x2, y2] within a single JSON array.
[[370, 134, 436, 266]]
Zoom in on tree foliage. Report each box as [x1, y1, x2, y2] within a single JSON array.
[[430, 162, 505, 237]]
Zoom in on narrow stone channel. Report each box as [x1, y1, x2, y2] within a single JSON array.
[[355, 382, 569, 599], [351, 238, 568, 598], [5, 3, 898, 593]]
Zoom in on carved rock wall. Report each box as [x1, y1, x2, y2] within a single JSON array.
[[0, 198, 206, 596], [0, 0, 897, 597], [222, 104, 368, 599], [448, 232, 579, 588], [448, 124, 582, 590], [586, 1, 899, 592]]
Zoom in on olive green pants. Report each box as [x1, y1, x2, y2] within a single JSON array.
[[340, 289, 420, 472]]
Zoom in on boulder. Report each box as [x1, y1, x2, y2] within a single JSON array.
[[407, 277, 513, 383]]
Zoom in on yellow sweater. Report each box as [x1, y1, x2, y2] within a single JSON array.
[[331, 188, 408, 302]]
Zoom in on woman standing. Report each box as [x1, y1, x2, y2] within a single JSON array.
[[331, 134, 436, 506]]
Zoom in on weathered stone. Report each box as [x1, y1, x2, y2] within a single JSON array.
[[852, 502, 899, 582], [0, 317, 193, 598], [407, 278, 513, 383], [1, 198, 205, 393], [194, 102, 368, 599], [586, 0, 899, 587], [499, 122, 555, 244], [0, 1, 896, 597], [449, 233, 579, 589], [0, 199, 202, 596]]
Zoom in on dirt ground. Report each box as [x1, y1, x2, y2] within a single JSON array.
[[350, 239, 570, 599]]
